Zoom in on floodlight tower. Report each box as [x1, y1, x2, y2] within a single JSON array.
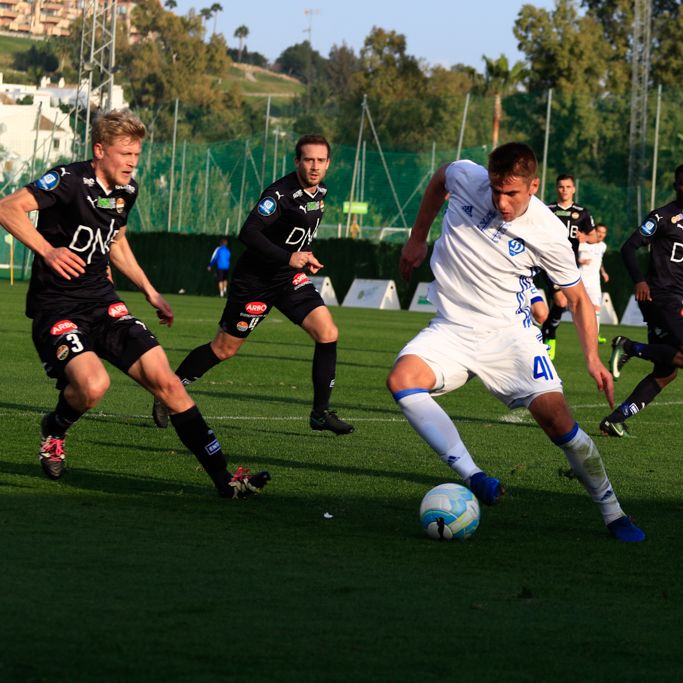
[[627, 0, 652, 224], [73, 0, 118, 159], [303, 8, 319, 113]]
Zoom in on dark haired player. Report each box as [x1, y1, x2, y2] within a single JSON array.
[[153, 134, 354, 435], [388, 142, 643, 541], [600, 164, 683, 437], [541, 174, 596, 359], [0, 109, 269, 498]]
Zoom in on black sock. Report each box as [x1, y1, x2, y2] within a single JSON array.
[[175, 343, 221, 385], [610, 373, 663, 422], [43, 391, 84, 438], [312, 341, 337, 414], [624, 340, 678, 366], [542, 305, 565, 340], [170, 405, 231, 493]]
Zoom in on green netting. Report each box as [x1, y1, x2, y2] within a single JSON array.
[[127, 139, 491, 240], [2, 87, 683, 281]]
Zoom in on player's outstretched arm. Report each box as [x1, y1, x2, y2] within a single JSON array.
[[400, 164, 448, 281], [0, 188, 85, 280], [109, 227, 174, 326], [563, 282, 614, 407]]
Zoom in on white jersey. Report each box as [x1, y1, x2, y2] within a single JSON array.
[[578, 241, 606, 289], [428, 161, 580, 330]]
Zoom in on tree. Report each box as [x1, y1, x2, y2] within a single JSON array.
[[335, 27, 446, 149], [276, 40, 325, 83], [209, 3, 223, 36], [234, 25, 249, 62], [13, 44, 59, 86], [325, 43, 359, 98], [120, 0, 241, 141], [481, 54, 527, 147]]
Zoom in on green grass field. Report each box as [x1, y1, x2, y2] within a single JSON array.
[[0, 280, 680, 682]]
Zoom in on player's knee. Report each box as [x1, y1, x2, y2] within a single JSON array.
[[313, 322, 338, 344], [386, 365, 418, 393], [653, 367, 677, 387], [155, 373, 186, 403], [78, 373, 110, 408], [211, 337, 241, 361]]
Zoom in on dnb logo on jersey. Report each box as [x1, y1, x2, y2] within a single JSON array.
[[258, 197, 277, 216], [508, 238, 526, 256], [640, 219, 657, 236], [36, 171, 60, 191]]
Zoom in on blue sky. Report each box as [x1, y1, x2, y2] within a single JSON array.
[[173, 0, 558, 71]]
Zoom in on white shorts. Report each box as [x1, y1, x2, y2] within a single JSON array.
[[397, 318, 563, 409], [584, 282, 602, 308]]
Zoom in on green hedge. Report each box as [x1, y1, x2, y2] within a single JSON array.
[[115, 233, 645, 317]]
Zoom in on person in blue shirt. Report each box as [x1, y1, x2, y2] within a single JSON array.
[[208, 237, 231, 297]]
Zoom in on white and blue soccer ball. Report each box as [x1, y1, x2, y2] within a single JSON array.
[[419, 483, 480, 540]]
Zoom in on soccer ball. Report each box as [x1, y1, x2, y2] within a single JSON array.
[[419, 483, 480, 540]]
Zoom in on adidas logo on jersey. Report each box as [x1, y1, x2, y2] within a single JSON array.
[[461, 205, 473, 216]]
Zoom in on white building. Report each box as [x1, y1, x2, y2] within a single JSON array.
[[0, 91, 73, 176], [0, 72, 128, 178]]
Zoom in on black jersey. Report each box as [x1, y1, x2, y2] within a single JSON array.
[[24, 161, 138, 318], [621, 200, 683, 299], [235, 171, 327, 279], [547, 202, 595, 262]]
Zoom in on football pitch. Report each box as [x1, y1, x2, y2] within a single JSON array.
[[0, 281, 680, 682]]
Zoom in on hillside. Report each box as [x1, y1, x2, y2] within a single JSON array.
[[0, 33, 42, 84], [0, 32, 304, 99], [225, 63, 305, 98]]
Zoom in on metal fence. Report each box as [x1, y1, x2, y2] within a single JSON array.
[[2, 86, 683, 280]]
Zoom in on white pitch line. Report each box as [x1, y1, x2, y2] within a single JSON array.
[[0, 401, 680, 423]]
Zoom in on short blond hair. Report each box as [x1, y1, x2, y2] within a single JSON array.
[[92, 109, 146, 148]]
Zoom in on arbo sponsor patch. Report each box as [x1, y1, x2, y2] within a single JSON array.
[[245, 301, 267, 315], [108, 302, 129, 318], [50, 320, 77, 335], [292, 273, 310, 287]]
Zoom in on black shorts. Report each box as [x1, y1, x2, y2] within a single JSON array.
[[219, 270, 324, 338], [538, 271, 562, 293], [639, 296, 683, 348], [215, 269, 229, 281], [32, 300, 160, 387]]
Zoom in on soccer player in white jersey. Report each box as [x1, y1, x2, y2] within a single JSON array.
[[387, 143, 644, 542], [578, 223, 609, 343]]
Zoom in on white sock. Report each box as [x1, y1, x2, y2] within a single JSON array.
[[596, 311, 601, 335], [556, 425, 623, 524], [396, 391, 480, 481]]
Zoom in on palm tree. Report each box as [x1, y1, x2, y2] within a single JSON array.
[[482, 54, 527, 148], [209, 3, 223, 35], [164, 0, 177, 8], [199, 7, 212, 30], [234, 25, 249, 62]]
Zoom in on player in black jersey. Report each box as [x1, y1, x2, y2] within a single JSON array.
[[600, 164, 683, 437], [541, 174, 596, 359], [152, 134, 354, 435], [0, 109, 269, 497]]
